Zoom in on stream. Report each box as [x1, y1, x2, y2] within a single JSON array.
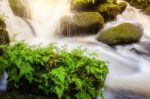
[[1, 0, 150, 99]]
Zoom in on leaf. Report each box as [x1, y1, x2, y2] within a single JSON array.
[[19, 63, 33, 82], [50, 67, 66, 83]]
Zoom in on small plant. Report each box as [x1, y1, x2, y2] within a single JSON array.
[[107, 0, 114, 4], [0, 41, 108, 99]]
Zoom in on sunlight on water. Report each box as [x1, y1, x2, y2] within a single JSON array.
[[29, 0, 71, 38]]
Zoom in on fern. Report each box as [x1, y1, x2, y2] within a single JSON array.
[[0, 41, 108, 99]]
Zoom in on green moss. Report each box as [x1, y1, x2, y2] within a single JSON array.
[[73, 12, 104, 27], [145, 6, 150, 12], [96, 3, 123, 21], [0, 17, 10, 56], [60, 12, 104, 36], [125, 0, 150, 9], [97, 23, 143, 45]]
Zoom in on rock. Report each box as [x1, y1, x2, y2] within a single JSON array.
[[60, 12, 104, 36], [0, 18, 10, 56], [71, 0, 96, 12], [96, 3, 127, 21], [71, 0, 116, 12], [145, 6, 150, 13], [125, 0, 150, 10], [97, 23, 143, 45], [118, 2, 128, 13], [8, 0, 31, 18]]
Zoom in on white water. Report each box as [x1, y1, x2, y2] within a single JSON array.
[[1, 0, 150, 98], [29, 0, 71, 38]]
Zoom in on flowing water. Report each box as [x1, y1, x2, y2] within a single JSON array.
[[1, 0, 150, 99]]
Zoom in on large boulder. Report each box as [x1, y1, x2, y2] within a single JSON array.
[[60, 12, 104, 36], [8, 0, 31, 18], [97, 23, 143, 45]]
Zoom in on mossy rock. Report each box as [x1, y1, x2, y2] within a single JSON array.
[[60, 12, 104, 36], [0, 18, 10, 56], [96, 3, 127, 21], [145, 6, 150, 13], [8, 0, 31, 18], [118, 2, 128, 13], [71, 0, 117, 12], [125, 0, 150, 9], [71, 0, 96, 12], [97, 23, 143, 45]]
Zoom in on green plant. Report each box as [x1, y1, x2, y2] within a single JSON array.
[[107, 0, 114, 4], [0, 41, 108, 99]]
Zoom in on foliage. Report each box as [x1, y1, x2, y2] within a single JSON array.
[[0, 41, 109, 99]]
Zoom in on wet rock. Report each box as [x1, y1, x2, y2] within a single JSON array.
[[96, 2, 127, 21], [0, 18, 10, 56], [97, 23, 143, 45], [131, 41, 150, 56], [60, 12, 104, 36], [145, 6, 150, 13], [8, 0, 31, 18], [125, 0, 150, 11], [71, 0, 117, 12]]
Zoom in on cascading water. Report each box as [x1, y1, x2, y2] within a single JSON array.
[[29, 0, 71, 38], [1, 0, 150, 98]]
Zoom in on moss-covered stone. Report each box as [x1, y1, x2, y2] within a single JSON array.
[[71, 0, 117, 12], [118, 2, 128, 13], [60, 12, 104, 36], [71, 0, 96, 12], [125, 0, 150, 10], [97, 23, 143, 45], [0, 18, 10, 56], [96, 3, 127, 21], [145, 6, 150, 13], [8, 0, 31, 18]]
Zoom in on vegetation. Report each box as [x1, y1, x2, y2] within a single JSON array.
[[0, 41, 108, 99], [97, 23, 143, 45]]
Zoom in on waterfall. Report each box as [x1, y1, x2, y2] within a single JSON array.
[[0, 0, 34, 40], [105, 3, 150, 38], [29, 0, 71, 38], [0, 0, 71, 40], [103, 1, 150, 96], [1, 0, 150, 98]]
